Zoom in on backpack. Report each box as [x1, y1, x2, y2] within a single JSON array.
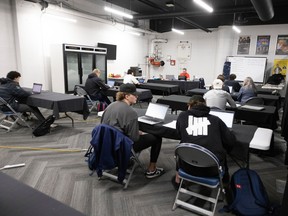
[[84, 145, 97, 175], [223, 168, 276, 216], [97, 102, 108, 112], [32, 115, 55, 137]]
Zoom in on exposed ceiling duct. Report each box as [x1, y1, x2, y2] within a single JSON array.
[[250, 0, 274, 21]]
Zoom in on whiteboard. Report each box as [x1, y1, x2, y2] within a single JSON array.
[[227, 56, 267, 83]]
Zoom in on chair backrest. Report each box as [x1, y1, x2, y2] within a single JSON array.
[[175, 143, 219, 170], [75, 85, 88, 97], [0, 96, 17, 113], [245, 97, 264, 105]]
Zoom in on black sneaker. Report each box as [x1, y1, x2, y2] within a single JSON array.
[[145, 167, 164, 179]]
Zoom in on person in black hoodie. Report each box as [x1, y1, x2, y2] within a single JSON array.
[[84, 69, 111, 105], [0, 71, 45, 123], [172, 95, 236, 189]]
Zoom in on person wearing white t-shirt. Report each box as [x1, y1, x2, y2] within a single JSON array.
[[123, 69, 140, 85]]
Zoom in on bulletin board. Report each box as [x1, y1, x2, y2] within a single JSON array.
[[177, 42, 191, 60]]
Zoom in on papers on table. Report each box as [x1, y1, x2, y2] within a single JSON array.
[[97, 111, 104, 117], [163, 120, 177, 129], [241, 105, 265, 111]]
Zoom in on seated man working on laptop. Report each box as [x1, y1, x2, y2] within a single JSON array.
[[0, 71, 45, 123], [101, 83, 164, 179]]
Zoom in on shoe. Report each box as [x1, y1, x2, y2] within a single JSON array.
[[145, 167, 164, 179]]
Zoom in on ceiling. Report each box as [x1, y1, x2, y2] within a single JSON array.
[[27, 0, 288, 33]]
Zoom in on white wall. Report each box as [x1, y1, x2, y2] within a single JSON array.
[[1, 0, 287, 92]]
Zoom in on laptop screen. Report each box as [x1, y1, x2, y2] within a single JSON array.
[[107, 80, 115, 87], [209, 110, 234, 128], [32, 83, 42, 94], [145, 103, 169, 120], [166, 75, 175, 80]]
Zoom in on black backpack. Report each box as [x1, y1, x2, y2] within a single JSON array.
[[84, 145, 97, 176], [32, 115, 55, 137], [222, 168, 279, 216]]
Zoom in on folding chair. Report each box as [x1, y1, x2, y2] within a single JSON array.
[[0, 97, 32, 132], [89, 124, 145, 189], [172, 143, 225, 216], [74, 85, 98, 112]]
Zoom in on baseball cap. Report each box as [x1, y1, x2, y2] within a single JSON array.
[[212, 79, 223, 89], [119, 83, 140, 95]]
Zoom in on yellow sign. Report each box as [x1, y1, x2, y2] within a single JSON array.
[[273, 59, 288, 77]]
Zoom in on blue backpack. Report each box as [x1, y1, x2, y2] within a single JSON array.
[[223, 168, 276, 216]]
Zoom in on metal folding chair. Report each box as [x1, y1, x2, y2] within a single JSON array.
[[0, 97, 32, 132], [172, 143, 225, 216], [74, 85, 98, 112]]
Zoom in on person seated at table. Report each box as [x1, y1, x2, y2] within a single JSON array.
[[237, 77, 257, 105], [210, 74, 230, 92], [123, 69, 140, 85], [0, 71, 45, 123], [171, 95, 236, 189], [204, 79, 236, 110], [101, 83, 164, 179], [84, 68, 111, 105], [179, 68, 190, 80], [224, 74, 241, 93]]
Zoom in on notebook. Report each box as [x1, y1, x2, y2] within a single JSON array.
[[107, 80, 115, 88], [32, 83, 42, 94], [209, 109, 235, 128], [138, 103, 169, 125]]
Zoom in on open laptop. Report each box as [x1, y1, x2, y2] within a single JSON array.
[[32, 83, 42, 94], [166, 75, 176, 80], [138, 103, 169, 125], [209, 109, 235, 129], [107, 80, 115, 88]]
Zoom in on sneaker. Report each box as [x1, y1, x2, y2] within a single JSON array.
[[145, 167, 164, 179]]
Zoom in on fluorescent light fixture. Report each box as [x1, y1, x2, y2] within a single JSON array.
[[126, 31, 141, 36], [172, 28, 184, 35], [104, 6, 133, 19], [44, 14, 77, 23], [232, 25, 241, 33], [193, 0, 213, 13]]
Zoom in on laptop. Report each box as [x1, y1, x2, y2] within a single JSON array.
[[107, 80, 115, 88], [32, 83, 42, 94], [138, 78, 145, 84], [138, 103, 169, 125], [166, 75, 176, 80], [209, 109, 235, 129]]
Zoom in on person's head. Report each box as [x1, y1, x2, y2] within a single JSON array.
[[243, 77, 256, 89], [217, 74, 225, 82], [116, 83, 139, 105], [7, 71, 21, 82], [212, 79, 223, 90], [229, 74, 237, 80], [187, 95, 206, 109], [92, 68, 101, 77], [182, 68, 187, 73], [127, 69, 134, 75]]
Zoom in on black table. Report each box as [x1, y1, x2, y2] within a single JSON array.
[[147, 79, 200, 94], [26, 91, 89, 126], [156, 94, 278, 129], [0, 172, 85, 216], [138, 83, 179, 95], [106, 88, 153, 102], [186, 88, 208, 96], [135, 108, 260, 164]]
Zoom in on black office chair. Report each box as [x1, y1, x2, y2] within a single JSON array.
[[87, 124, 145, 189], [172, 143, 225, 216], [178, 76, 187, 81], [0, 97, 32, 132], [244, 97, 264, 105], [74, 85, 98, 112]]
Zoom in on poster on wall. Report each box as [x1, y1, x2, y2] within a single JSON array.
[[275, 35, 288, 55], [273, 59, 288, 78], [256, 35, 270, 55], [237, 36, 251, 55]]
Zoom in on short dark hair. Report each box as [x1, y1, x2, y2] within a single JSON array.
[[229, 74, 236, 80], [188, 95, 206, 107], [7, 71, 21, 80], [127, 69, 134, 75], [217, 74, 225, 82]]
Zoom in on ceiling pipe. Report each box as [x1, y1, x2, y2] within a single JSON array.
[[250, 0, 274, 21], [176, 17, 212, 33]]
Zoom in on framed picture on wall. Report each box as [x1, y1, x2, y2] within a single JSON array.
[[237, 36, 251, 55], [275, 35, 288, 55], [256, 35, 270, 55]]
